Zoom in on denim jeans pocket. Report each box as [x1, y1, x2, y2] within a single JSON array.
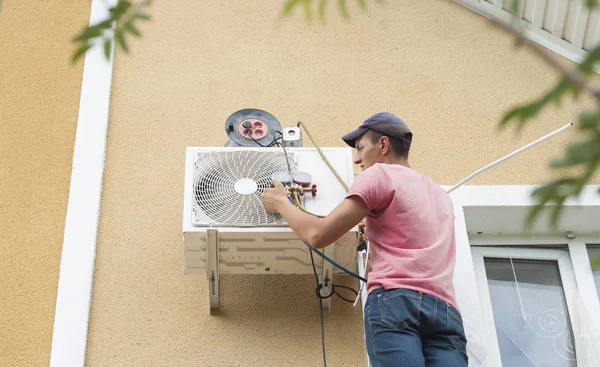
[[447, 305, 463, 324], [378, 289, 422, 330], [448, 334, 468, 358], [446, 305, 468, 359]]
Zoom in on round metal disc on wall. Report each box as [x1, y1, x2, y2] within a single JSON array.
[[225, 108, 282, 147], [224, 139, 241, 147]]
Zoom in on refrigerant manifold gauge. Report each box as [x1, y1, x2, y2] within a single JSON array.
[[271, 171, 292, 186], [293, 171, 312, 187]]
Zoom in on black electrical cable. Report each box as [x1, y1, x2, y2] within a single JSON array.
[[275, 135, 366, 367], [276, 138, 367, 283], [246, 128, 283, 148], [269, 131, 283, 147], [305, 244, 367, 283], [333, 284, 358, 303], [275, 131, 293, 175], [248, 132, 268, 147], [310, 248, 327, 367]]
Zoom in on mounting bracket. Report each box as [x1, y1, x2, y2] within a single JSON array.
[[206, 229, 219, 312], [319, 245, 335, 311]]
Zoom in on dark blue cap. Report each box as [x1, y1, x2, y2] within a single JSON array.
[[341, 112, 412, 148]]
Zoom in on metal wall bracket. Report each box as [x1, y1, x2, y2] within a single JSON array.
[[319, 245, 335, 311], [206, 229, 219, 312]]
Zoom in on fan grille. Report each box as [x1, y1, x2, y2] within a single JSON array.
[[192, 150, 297, 226]]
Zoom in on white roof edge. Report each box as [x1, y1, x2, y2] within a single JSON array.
[[446, 184, 600, 207]]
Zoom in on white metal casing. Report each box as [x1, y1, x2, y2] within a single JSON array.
[[182, 146, 359, 276]]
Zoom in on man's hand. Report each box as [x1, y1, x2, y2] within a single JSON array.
[[261, 178, 369, 249], [261, 179, 288, 213]]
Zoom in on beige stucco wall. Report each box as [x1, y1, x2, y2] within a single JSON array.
[[87, 0, 598, 366], [0, 1, 90, 365]]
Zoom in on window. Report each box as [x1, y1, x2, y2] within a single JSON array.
[[472, 247, 578, 367], [588, 245, 600, 299]]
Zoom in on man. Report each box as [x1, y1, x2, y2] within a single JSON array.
[[261, 112, 467, 367]]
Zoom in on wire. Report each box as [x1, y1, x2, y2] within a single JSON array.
[[272, 122, 362, 367], [275, 130, 293, 176], [296, 121, 349, 192], [248, 131, 268, 147], [446, 122, 574, 193], [305, 242, 367, 283], [269, 131, 283, 147], [294, 121, 367, 283], [290, 194, 366, 281], [333, 284, 359, 303], [246, 128, 283, 148], [308, 246, 359, 366], [268, 132, 362, 281], [271, 123, 365, 366], [310, 249, 327, 367], [507, 247, 528, 324]]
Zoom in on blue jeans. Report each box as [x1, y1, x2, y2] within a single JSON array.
[[364, 287, 468, 367]]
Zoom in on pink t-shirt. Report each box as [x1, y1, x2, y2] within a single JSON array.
[[346, 163, 459, 311]]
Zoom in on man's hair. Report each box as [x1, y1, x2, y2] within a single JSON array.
[[366, 130, 412, 158]]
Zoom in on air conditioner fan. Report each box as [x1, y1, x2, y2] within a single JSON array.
[[192, 150, 298, 226]]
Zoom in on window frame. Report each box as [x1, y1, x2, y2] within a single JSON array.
[[569, 241, 600, 328], [471, 246, 579, 366]]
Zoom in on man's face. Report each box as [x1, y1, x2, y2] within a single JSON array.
[[353, 132, 383, 171]]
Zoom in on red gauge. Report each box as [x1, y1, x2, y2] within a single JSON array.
[[293, 171, 312, 188]]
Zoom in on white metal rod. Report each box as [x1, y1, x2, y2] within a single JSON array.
[[446, 122, 574, 193]]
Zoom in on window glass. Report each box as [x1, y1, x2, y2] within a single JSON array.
[[588, 245, 600, 298], [484, 258, 577, 366]]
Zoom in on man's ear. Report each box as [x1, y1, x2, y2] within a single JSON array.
[[380, 136, 390, 154]]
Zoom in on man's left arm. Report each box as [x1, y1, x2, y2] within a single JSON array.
[[262, 180, 369, 249]]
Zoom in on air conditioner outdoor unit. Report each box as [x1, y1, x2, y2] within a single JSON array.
[[182, 146, 359, 312]]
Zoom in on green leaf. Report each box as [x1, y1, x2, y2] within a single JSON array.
[[282, 0, 303, 16], [110, 0, 132, 18], [125, 21, 141, 37], [548, 197, 567, 230], [586, 0, 599, 9], [579, 110, 600, 130], [116, 30, 128, 53], [551, 134, 600, 168], [133, 11, 151, 20], [303, 0, 312, 20], [527, 145, 600, 230], [526, 178, 579, 230], [73, 28, 103, 42], [72, 19, 115, 42], [510, 0, 520, 15], [94, 19, 116, 30], [500, 80, 574, 130], [577, 44, 600, 74], [524, 202, 547, 231], [357, 0, 366, 9], [281, 0, 313, 20], [591, 254, 600, 270], [104, 39, 112, 60], [319, 0, 328, 22], [339, 0, 349, 18], [71, 43, 93, 63]]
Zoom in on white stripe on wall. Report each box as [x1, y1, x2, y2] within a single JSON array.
[[49, 0, 117, 365]]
